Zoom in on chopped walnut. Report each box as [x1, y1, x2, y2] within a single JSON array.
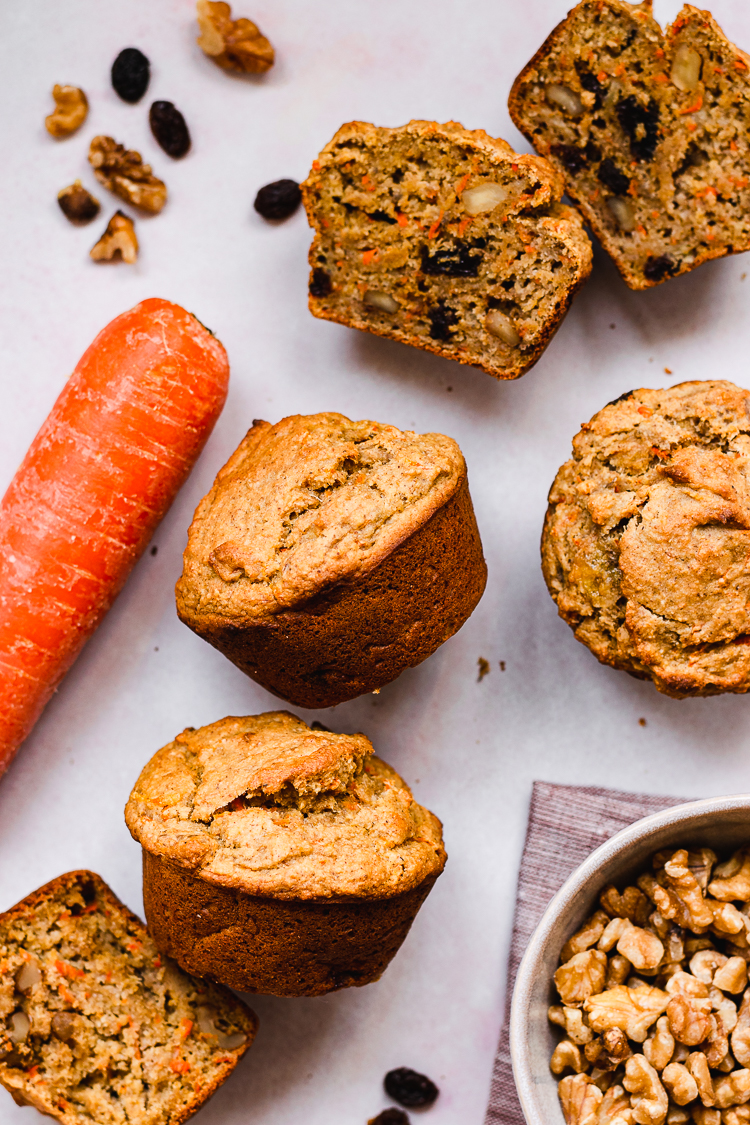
[[601, 884, 652, 925], [702, 1013, 731, 1068], [552, 1040, 587, 1075], [90, 211, 138, 263], [618, 926, 665, 975], [710, 852, 750, 903], [559, 1074, 604, 1125], [600, 917, 634, 953], [585, 985, 670, 1043], [724, 1108, 750, 1125], [715, 962, 750, 996], [563, 912, 611, 961], [623, 1054, 668, 1125], [88, 136, 167, 214], [665, 1109, 690, 1125], [584, 1028, 633, 1070], [196, 1, 274, 73], [563, 1007, 595, 1045], [555, 951, 608, 1007], [710, 988, 739, 1033], [598, 1083, 634, 1123], [713, 1068, 750, 1108], [693, 951, 730, 984], [692, 1109, 721, 1125], [733, 992, 750, 1067], [667, 995, 713, 1046], [57, 180, 100, 224], [607, 954, 633, 988], [712, 904, 746, 937], [667, 972, 710, 999], [663, 851, 715, 932], [45, 84, 88, 137], [688, 1051, 716, 1106], [662, 1061, 699, 1105], [644, 1017, 676, 1072], [689, 850, 718, 893]]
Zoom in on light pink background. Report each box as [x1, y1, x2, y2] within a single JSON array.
[[2, 2, 750, 1122]]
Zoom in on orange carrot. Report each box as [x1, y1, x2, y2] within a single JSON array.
[[0, 298, 229, 775]]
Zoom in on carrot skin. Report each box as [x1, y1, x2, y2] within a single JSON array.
[[0, 298, 230, 775]]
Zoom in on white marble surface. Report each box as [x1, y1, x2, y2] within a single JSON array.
[[3, 1, 750, 1122]]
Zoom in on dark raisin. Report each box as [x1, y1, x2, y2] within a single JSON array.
[[624, 27, 637, 49], [421, 241, 481, 277], [391, 169, 404, 183], [368, 1111, 410, 1125], [616, 96, 660, 161], [369, 209, 397, 224], [149, 101, 191, 158], [585, 141, 602, 163], [309, 268, 332, 297], [254, 179, 302, 221], [593, 117, 606, 129], [501, 277, 515, 290], [384, 1068, 439, 1108], [428, 301, 457, 342], [551, 144, 589, 174], [576, 64, 605, 107], [471, 237, 487, 249], [111, 48, 150, 103], [57, 181, 100, 224], [643, 254, 677, 282], [598, 158, 631, 195]]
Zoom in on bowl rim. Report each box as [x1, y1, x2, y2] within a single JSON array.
[[509, 791, 750, 1125]]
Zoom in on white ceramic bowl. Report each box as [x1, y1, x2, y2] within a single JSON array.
[[509, 794, 750, 1125]]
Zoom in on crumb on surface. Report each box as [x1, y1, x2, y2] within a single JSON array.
[[477, 657, 490, 681]]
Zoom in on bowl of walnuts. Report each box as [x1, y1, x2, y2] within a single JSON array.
[[510, 795, 750, 1125]]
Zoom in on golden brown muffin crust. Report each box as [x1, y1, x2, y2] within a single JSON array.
[[126, 712, 446, 900], [541, 380, 750, 696], [176, 412, 464, 622]]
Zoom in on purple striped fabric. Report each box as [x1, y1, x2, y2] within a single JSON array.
[[485, 781, 685, 1125]]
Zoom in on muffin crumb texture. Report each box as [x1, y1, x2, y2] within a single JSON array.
[[509, 0, 750, 289], [126, 712, 446, 900], [542, 381, 750, 697], [301, 119, 592, 379], [0, 870, 256, 1125], [550, 845, 750, 1125]]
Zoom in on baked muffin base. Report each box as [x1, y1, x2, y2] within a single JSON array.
[[142, 851, 440, 998], [178, 473, 486, 708]]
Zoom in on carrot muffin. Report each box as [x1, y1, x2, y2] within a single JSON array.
[[0, 870, 256, 1125], [542, 380, 750, 696], [175, 412, 486, 708], [301, 119, 592, 380], [509, 1, 750, 289], [125, 712, 447, 997]]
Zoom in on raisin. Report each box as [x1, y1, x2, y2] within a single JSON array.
[[391, 169, 404, 183], [384, 1068, 439, 1108], [309, 268, 332, 297], [643, 254, 677, 282], [368, 209, 397, 224], [501, 277, 515, 290], [616, 96, 659, 161], [254, 179, 302, 220], [111, 48, 150, 103], [592, 117, 606, 129], [368, 1111, 410, 1125], [149, 101, 191, 158], [551, 144, 588, 174], [428, 301, 457, 342], [421, 241, 481, 277], [598, 158, 631, 195], [576, 64, 605, 108]]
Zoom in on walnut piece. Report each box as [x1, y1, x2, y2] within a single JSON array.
[[644, 1016, 675, 1072], [623, 1054, 669, 1125], [559, 1074, 603, 1125], [88, 136, 167, 214], [552, 1040, 587, 1075], [715, 961, 749, 996], [598, 1083, 634, 1124], [618, 926, 665, 974], [662, 1061, 699, 1105], [601, 884, 652, 925], [57, 180, 100, 224], [607, 954, 633, 988], [563, 912, 611, 962], [667, 995, 713, 1045], [585, 1028, 633, 1071], [688, 1051, 716, 1106], [45, 84, 88, 137], [555, 951, 608, 1007], [713, 1069, 750, 1109], [585, 985, 670, 1043], [710, 851, 750, 903], [196, 1, 274, 73], [90, 211, 138, 263]]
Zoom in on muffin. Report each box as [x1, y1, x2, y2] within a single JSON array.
[[125, 712, 447, 997], [508, 0, 750, 289], [541, 381, 750, 697], [301, 119, 592, 380], [175, 412, 487, 708], [0, 870, 256, 1125]]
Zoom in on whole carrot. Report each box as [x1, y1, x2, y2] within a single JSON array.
[[0, 298, 229, 775]]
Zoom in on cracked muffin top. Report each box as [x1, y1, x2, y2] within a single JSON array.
[[125, 712, 446, 900], [175, 412, 464, 622], [541, 380, 750, 697]]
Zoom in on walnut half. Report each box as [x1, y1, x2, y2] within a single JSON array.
[[196, 0, 274, 73], [90, 212, 138, 264], [45, 84, 88, 137], [88, 136, 167, 214]]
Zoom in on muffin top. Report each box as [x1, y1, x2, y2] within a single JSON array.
[[175, 412, 464, 621], [542, 380, 750, 696], [125, 712, 446, 900]]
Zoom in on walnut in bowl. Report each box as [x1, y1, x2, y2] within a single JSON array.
[[510, 796, 750, 1125]]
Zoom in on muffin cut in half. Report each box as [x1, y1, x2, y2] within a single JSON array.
[[542, 380, 750, 697], [509, 0, 750, 289], [301, 119, 592, 380], [0, 870, 256, 1125], [125, 712, 447, 997], [175, 412, 486, 708]]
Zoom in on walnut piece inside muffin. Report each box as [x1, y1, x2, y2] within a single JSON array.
[[125, 712, 446, 900], [541, 380, 750, 697]]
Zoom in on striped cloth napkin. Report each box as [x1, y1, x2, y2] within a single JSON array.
[[484, 780, 686, 1125]]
